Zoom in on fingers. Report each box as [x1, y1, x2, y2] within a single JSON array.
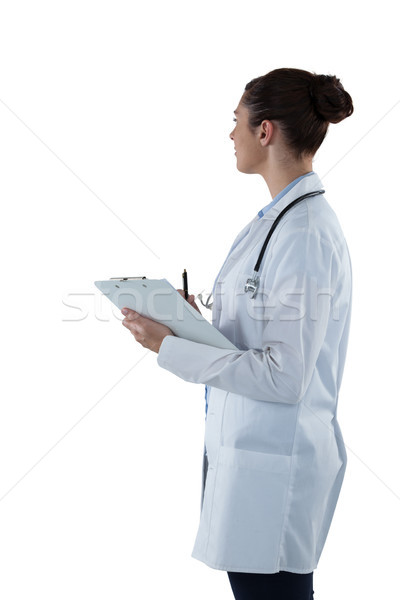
[[177, 289, 195, 303], [121, 308, 142, 335], [122, 315, 143, 343], [121, 307, 141, 321], [190, 302, 201, 314], [122, 318, 138, 331]]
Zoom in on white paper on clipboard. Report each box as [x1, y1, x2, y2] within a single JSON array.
[[94, 277, 238, 351]]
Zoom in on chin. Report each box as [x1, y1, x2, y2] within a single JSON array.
[[236, 162, 253, 175]]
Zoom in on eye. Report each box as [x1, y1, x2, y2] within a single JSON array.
[[233, 118, 237, 123]]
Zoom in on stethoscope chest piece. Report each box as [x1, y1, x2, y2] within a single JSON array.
[[244, 272, 260, 299]]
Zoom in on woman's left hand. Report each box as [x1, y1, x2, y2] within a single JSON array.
[[121, 307, 174, 353]]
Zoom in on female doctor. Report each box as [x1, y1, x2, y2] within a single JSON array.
[[121, 67, 354, 600]]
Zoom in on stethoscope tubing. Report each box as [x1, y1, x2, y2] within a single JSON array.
[[253, 189, 325, 273]]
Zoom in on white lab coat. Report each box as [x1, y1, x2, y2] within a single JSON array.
[[157, 171, 352, 574]]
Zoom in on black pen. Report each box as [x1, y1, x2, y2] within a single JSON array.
[[182, 268, 188, 300]]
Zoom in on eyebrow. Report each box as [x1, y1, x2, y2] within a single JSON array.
[[233, 109, 239, 115]]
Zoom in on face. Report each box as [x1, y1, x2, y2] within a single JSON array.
[[229, 102, 271, 174]]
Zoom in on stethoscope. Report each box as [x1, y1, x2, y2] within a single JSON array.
[[198, 189, 325, 307], [244, 189, 325, 298]]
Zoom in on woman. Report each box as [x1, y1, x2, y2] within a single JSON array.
[[121, 67, 354, 600]]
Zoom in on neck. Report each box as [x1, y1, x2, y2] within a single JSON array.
[[261, 159, 314, 199]]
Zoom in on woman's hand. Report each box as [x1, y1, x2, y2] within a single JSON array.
[[121, 308, 174, 353], [176, 289, 202, 314]]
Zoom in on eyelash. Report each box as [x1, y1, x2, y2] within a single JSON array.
[[233, 118, 237, 122]]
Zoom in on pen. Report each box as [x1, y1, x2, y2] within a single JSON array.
[[182, 268, 188, 300]]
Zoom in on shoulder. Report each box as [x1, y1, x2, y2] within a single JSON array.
[[269, 195, 349, 261]]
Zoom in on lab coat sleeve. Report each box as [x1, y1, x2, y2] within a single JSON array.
[[157, 229, 338, 404]]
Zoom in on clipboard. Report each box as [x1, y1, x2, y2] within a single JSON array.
[[94, 277, 238, 351]]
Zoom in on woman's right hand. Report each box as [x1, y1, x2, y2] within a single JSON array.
[[177, 289, 202, 314]]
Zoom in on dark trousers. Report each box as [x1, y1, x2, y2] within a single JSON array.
[[227, 570, 314, 600]]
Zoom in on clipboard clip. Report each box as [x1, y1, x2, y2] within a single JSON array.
[[109, 276, 147, 281]]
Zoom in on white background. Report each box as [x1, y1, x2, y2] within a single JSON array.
[[0, 1, 399, 598]]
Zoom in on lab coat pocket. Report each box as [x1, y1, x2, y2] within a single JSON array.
[[208, 446, 292, 570]]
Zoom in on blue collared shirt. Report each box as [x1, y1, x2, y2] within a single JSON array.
[[204, 171, 315, 418], [257, 171, 314, 218]]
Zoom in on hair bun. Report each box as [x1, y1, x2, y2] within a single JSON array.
[[310, 74, 354, 124]]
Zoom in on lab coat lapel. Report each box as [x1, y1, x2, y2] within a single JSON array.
[[211, 217, 257, 296], [212, 172, 325, 331]]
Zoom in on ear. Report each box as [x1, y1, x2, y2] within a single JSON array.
[[259, 120, 274, 147]]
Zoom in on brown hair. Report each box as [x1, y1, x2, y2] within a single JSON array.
[[241, 67, 354, 160]]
